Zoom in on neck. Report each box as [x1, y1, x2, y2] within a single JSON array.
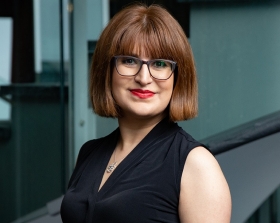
[[116, 114, 166, 153]]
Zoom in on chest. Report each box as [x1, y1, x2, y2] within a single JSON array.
[[61, 138, 182, 223]]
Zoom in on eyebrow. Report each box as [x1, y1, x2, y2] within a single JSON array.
[[128, 52, 152, 59], [128, 53, 139, 58]]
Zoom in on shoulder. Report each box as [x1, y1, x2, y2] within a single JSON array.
[[179, 146, 232, 223], [173, 127, 210, 158], [76, 129, 119, 166], [75, 138, 104, 166], [176, 127, 207, 148], [67, 131, 117, 188]]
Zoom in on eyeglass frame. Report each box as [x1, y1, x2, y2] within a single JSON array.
[[113, 55, 177, 80]]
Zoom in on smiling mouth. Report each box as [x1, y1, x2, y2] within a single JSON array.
[[130, 89, 155, 99]]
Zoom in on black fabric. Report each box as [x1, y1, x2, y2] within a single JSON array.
[[61, 118, 204, 223]]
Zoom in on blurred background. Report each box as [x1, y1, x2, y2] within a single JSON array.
[[0, 0, 280, 222]]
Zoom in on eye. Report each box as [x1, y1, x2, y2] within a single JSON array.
[[154, 61, 167, 67], [121, 57, 138, 66], [151, 60, 172, 70]]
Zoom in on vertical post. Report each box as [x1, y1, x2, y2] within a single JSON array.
[[59, 0, 66, 193], [12, 0, 35, 83]]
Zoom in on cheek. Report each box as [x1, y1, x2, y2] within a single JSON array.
[[164, 77, 174, 98], [111, 71, 120, 97], [111, 76, 120, 106], [157, 78, 174, 108], [111, 71, 127, 105]]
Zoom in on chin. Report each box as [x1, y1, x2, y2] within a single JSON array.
[[130, 110, 166, 120]]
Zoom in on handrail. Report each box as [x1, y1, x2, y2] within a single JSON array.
[[202, 111, 280, 155], [0, 84, 68, 99]]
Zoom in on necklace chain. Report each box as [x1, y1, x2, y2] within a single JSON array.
[[106, 149, 125, 173]]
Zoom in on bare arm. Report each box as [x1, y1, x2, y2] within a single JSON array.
[[179, 147, 232, 223]]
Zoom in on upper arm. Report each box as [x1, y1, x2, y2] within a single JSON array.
[[179, 146, 232, 223]]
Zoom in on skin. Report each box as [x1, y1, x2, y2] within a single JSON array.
[[179, 147, 232, 222], [99, 52, 232, 222], [99, 53, 174, 190], [111, 55, 174, 122]]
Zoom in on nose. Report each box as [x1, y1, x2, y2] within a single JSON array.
[[134, 64, 153, 85]]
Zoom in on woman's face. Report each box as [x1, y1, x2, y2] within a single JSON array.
[[111, 53, 174, 120]]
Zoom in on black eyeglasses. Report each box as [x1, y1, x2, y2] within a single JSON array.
[[113, 55, 176, 80]]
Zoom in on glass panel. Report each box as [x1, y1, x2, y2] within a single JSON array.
[[0, 18, 12, 121], [245, 186, 280, 223], [0, 0, 69, 222], [72, 0, 119, 159], [180, 1, 280, 140]]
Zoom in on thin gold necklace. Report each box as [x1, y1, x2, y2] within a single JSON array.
[[106, 149, 124, 173]]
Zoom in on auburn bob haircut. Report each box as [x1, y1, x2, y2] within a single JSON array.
[[90, 3, 198, 121]]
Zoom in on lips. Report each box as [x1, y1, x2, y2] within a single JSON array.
[[130, 89, 155, 99]]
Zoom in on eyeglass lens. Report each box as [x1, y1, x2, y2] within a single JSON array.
[[115, 56, 175, 80]]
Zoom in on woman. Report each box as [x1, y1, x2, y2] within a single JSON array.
[[61, 3, 231, 223]]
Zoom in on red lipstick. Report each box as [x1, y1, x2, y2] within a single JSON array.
[[130, 89, 155, 99]]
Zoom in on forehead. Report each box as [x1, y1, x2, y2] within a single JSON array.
[[115, 28, 173, 60], [130, 45, 150, 59]]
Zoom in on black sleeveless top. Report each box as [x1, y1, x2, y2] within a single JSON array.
[[60, 118, 204, 223]]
